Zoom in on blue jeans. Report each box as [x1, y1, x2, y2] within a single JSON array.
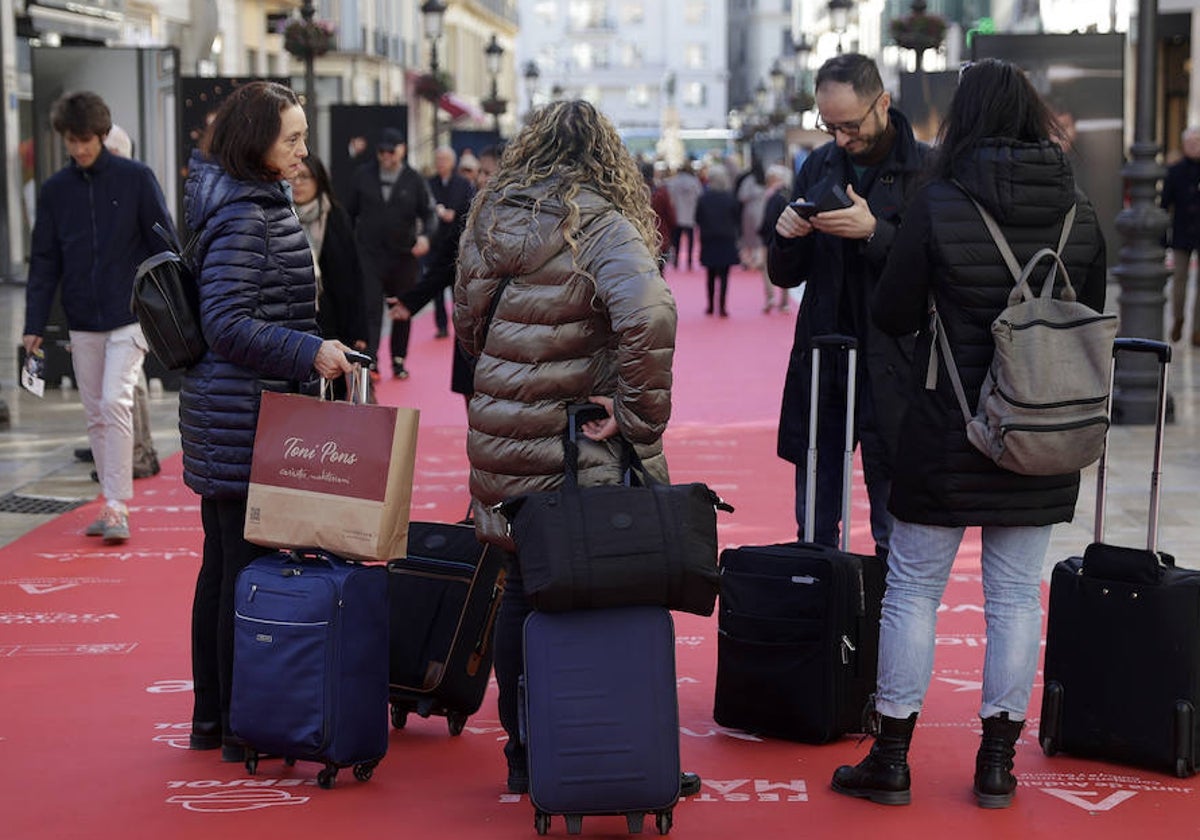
[[874, 519, 1052, 722]]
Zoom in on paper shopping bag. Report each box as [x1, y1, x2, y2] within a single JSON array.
[[244, 391, 420, 562]]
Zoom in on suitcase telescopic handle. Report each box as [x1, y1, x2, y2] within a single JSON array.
[[1094, 337, 1171, 551], [806, 334, 858, 551]]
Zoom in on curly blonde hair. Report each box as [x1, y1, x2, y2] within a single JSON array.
[[467, 100, 661, 260]]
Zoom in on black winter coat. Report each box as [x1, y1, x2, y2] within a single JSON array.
[[767, 109, 930, 469], [1161, 156, 1200, 252], [344, 161, 435, 294], [179, 152, 324, 499], [873, 139, 1107, 527], [694, 189, 740, 269], [316, 204, 369, 349]]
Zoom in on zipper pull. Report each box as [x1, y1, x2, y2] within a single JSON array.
[[840, 634, 856, 665], [249, 583, 258, 602]]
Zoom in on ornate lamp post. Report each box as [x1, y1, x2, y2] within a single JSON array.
[[828, 0, 853, 54], [792, 32, 815, 116], [769, 59, 787, 121], [890, 0, 947, 72], [1112, 0, 1172, 424], [481, 34, 507, 136], [421, 0, 447, 150], [523, 60, 541, 118], [280, 0, 335, 145]]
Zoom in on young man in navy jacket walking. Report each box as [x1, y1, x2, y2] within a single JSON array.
[[23, 91, 177, 543]]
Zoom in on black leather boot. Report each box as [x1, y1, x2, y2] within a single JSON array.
[[830, 712, 917, 805], [974, 712, 1024, 808]]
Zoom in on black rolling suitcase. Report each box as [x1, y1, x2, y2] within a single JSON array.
[[1040, 337, 1200, 778], [520, 606, 682, 836], [713, 335, 886, 743], [386, 521, 507, 735]]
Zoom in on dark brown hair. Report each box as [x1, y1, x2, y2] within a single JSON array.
[[201, 81, 301, 182], [50, 91, 112, 139], [298, 154, 339, 208]]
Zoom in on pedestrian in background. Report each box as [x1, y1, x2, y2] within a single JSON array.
[[695, 165, 741, 316], [344, 127, 435, 380], [23, 92, 176, 544], [833, 57, 1107, 810], [1161, 125, 1200, 345], [666, 160, 702, 270], [758, 163, 792, 313], [424, 146, 475, 340], [289, 153, 370, 400], [180, 81, 356, 762]]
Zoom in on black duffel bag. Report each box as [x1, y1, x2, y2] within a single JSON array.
[[498, 404, 733, 616]]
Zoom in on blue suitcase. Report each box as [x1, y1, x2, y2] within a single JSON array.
[[520, 606, 681, 835], [231, 550, 389, 788]]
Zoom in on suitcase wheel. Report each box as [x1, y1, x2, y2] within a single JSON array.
[[534, 811, 551, 836], [564, 814, 583, 835], [1176, 758, 1194, 779], [244, 753, 258, 775], [447, 711, 468, 736], [655, 810, 674, 835], [317, 766, 338, 789], [391, 704, 410, 730], [1040, 735, 1057, 757], [625, 812, 646, 834], [353, 760, 378, 782]]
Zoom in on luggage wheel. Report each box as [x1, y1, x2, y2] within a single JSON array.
[[317, 765, 338, 789], [244, 753, 258, 775], [655, 810, 674, 835], [1176, 758, 1193, 779], [534, 811, 551, 835], [447, 711, 468, 736], [564, 814, 584, 835], [353, 760, 377, 782], [390, 704, 409, 730], [1040, 735, 1057, 757], [625, 811, 646, 833]]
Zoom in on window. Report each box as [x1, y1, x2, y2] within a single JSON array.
[[627, 84, 651, 108], [620, 41, 644, 68], [569, 0, 606, 29], [684, 0, 707, 25], [684, 43, 706, 70], [622, 2, 644, 24], [533, 1, 556, 24], [682, 81, 707, 107]]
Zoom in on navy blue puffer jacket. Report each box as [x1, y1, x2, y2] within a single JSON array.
[[179, 151, 323, 499]]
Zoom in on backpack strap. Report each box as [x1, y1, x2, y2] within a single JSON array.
[[926, 185, 1078, 423]]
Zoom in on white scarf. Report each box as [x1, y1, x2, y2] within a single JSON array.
[[296, 195, 330, 302]]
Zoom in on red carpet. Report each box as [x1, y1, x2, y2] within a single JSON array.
[[1, 263, 1195, 838]]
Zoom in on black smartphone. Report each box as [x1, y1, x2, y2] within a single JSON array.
[[788, 200, 818, 219], [814, 184, 853, 213]]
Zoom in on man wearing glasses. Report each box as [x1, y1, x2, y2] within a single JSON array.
[[767, 53, 930, 559], [344, 127, 435, 380]]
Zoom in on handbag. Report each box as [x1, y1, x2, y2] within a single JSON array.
[[499, 404, 733, 616], [244, 367, 420, 562]]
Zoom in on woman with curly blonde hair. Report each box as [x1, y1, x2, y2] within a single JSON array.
[[453, 99, 679, 794]]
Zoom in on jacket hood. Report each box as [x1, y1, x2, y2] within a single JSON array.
[[184, 149, 290, 232], [465, 177, 612, 277], [950, 139, 1077, 227]]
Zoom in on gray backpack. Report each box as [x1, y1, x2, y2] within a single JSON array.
[[929, 195, 1118, 476]]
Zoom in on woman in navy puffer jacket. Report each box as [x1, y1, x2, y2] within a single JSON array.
[[180, 82, 356, 762]]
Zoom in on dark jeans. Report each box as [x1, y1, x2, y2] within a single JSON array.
[[705, 267, 730, 313], [493, 555, 530, 766], [193, 497, 272, 734], [672, 226, 695, 268], [793, 376, 894, 554], [388, 318, 412, 366], [433, 287, 449, 334]]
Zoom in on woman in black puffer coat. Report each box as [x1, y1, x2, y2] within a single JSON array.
[[831, 59, 1107, 810], [180, 82, 356, 762]]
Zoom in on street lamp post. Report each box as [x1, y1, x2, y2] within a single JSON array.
[[1112, 0, 1172, 424], [523, 60, 540, 118], [300, 0, 317, 138], [828, 0, 853, 54], [481, 34, 507, 136], [421, 0, 447, 151]]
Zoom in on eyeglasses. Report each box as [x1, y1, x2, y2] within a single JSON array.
[[816, 91, 884, 137]]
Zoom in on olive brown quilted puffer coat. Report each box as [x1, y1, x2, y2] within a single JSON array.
[[453, 178, 678, 547]]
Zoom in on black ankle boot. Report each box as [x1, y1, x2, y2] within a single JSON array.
[[830, 712, 917, 805], [974, 712, 1024, 808], [189, 720, 221, 751]]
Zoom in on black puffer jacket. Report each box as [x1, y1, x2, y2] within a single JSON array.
[[179, 151, 323, 499], [873, 139, 1107, 526]]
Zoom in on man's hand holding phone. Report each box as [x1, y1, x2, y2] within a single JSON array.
[[777, 184, 872, 241]]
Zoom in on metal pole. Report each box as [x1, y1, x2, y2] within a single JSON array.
[[429, 38, 440, 151], [1111, 0, 1173, 424], [491, 76, 500, 135], [301, 0, 317, 146]]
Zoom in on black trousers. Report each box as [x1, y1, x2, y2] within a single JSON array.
[[192, 497, 272, 734], [492, 555, 530, 764]]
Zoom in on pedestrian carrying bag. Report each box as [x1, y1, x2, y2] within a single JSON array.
[[244, 367, 420, 562], [499, 404, 733, 616], [930, 191, 1117, 476], [131, 222, 206, 370]]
